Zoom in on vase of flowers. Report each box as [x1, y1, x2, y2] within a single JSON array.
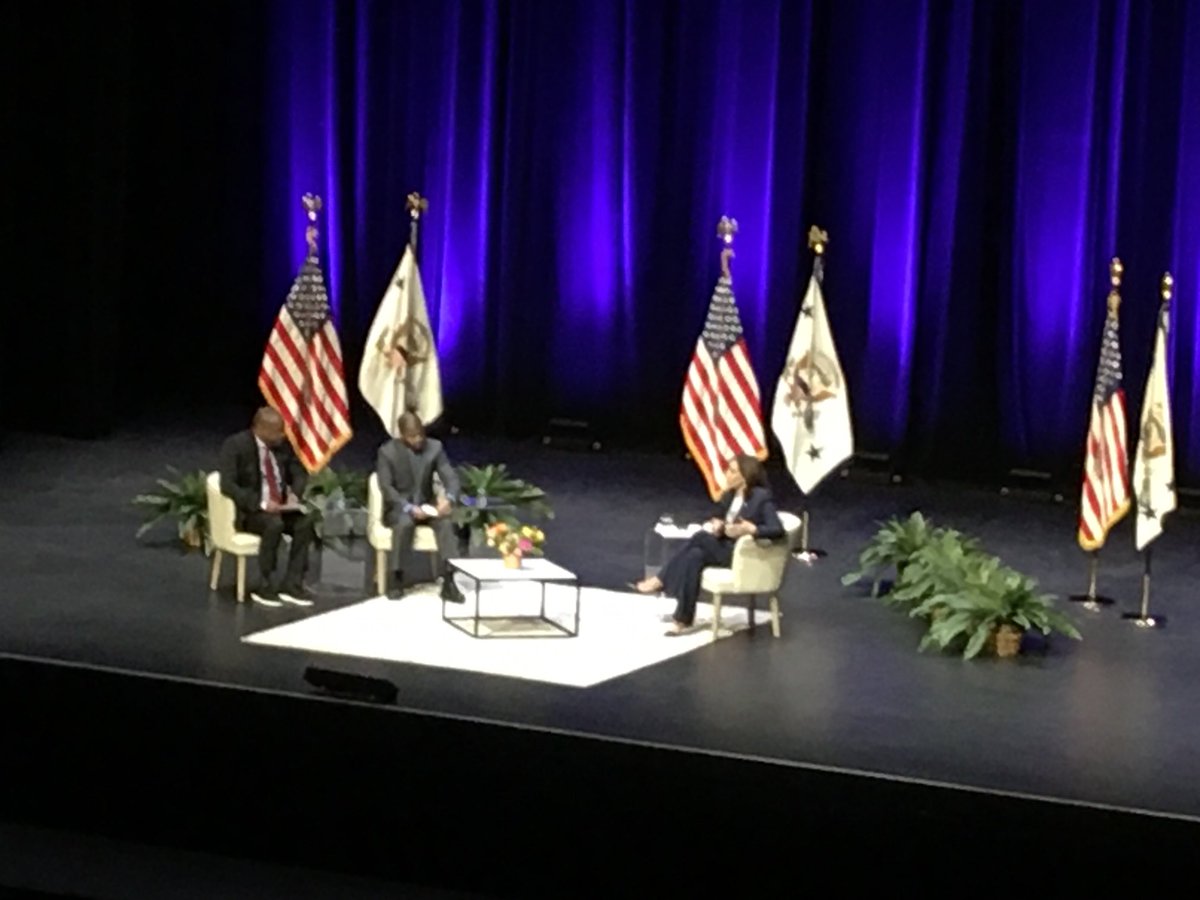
[[485, 522, 545, 568]]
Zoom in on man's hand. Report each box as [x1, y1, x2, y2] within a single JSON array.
[[410, 506, 430, 522], [706, 517, 725, 536], [436, 497, 452, 517], [265, 500, 283, 514]]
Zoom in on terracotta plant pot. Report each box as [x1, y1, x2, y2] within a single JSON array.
[[181, 526, 204, 549], [993, 623, 1023, 658]]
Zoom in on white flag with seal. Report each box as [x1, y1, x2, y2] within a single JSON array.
[[771, 270, 853, 494], [1133, 297, 1175, 550], [359, 245, 443, 435]]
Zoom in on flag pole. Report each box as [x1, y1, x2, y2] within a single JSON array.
[[1122, 272, 1174, 629], [795, 225, 831, 562], [406, 191, 428, 261], [1068, 551, 1113, 609], [1121, 547, 1163, 627], [1069, 257, 1125, 610]]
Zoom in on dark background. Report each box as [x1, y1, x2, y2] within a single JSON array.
[[7, 0, 1199, 490]]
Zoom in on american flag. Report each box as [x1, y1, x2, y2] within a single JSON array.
[[680, 274, 767, 499], [1078, 302, 1130, 549], [257, 249, 352, 473]]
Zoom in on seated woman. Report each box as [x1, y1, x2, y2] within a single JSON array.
[[634, 454, 784, 635]]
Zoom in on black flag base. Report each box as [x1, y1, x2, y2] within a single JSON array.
[[1068, 592, 1116, 609], [1121, 612, 1166, 628]]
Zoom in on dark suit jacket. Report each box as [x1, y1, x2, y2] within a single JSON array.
[[376, 437, 461, 523], [712, 486, 785, 540], [218, 430, 308, 522]]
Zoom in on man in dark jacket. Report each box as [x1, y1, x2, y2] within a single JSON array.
[[377, 411, 463, 601], [218, 407, 316, 607]]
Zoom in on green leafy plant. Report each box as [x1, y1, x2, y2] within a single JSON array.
[[841, 512, 940, 596], [452, 463, 554, 534], [910, 555, 1081, 659], [887, 528, 985, 614], [132, 467, 209, 548], [303, 466, 368, 540]]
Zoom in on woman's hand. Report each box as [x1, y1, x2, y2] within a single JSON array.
[[725, 520, 757, 538]]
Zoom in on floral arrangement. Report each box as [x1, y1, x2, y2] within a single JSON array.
[[486, 521, 545, 562]]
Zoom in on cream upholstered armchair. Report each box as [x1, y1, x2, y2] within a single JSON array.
[[367, 473, 440, 595], [206, 472, 262, 602], [699, 510, 802, 641]]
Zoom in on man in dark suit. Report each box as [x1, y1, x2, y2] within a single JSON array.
[[218, 407, 317, 607], [377, 411, 463, 601]]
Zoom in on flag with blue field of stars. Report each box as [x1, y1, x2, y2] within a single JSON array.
[[1077, 297, 1129, 550], [679, 274, 766, 499], [258, 222, 352, 473]]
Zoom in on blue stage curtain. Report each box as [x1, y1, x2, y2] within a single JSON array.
[[261, 0, 1200, 484]]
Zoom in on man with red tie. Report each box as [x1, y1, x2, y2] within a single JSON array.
[[218, 407, 317, 607]]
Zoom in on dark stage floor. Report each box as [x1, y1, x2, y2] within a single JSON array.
[[2, 416, 1199, 828]]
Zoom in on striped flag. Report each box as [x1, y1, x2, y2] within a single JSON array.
[[680, 273, 766, 499], [257, 248, 352, 473], [1077, 300, 1130, 550]]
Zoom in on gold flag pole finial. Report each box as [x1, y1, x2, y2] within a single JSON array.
[[1161, 272, 1174, 304], [717, 216, 738, 279], [406, 191, 429, 256], [302, 193, 323, 256], [808, 225, 829, 256], [1107, 257, 1123, 314], [808, 225, 829, 283]]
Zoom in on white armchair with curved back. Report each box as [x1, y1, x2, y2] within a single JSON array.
[[699, 510, 802, 641], [205, 471, 263, 602], [367, 472, 441, 596]]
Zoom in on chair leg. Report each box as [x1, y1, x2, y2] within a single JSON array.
[[209, 550, 223, 591], [711, 594, 722, 643], [748, 595, 757, 630], [376, 549, 387, 596], [769, 595, 781, 638], [236, 556, 247, 603]]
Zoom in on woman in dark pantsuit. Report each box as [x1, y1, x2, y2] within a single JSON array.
[[634, 455, 784, 635]]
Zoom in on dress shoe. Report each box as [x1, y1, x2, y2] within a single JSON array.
[[439, 577, 466, 604]]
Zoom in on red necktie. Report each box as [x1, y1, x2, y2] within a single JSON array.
[[263, 446, 283, 505]]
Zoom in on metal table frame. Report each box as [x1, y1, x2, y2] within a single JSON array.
[[442, 558, 581, 639]]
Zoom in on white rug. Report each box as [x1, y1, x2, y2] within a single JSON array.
[[241, 580, 762, 687]]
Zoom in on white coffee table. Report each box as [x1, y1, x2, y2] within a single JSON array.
[[444, 557, 581, 638]]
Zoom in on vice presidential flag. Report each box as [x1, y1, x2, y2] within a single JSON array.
[[771, 268, 853, 494], [359, 245, 443, 435], [1133, 292, 1176, 550], [258, 244, 352, 473], [1077, 298, 1130, 550], [679, 273, 767, 500]]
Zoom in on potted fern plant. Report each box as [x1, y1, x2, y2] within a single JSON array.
[[910, 554, 1081, 659], [841, 512, 939, 596], [887, 528, 984, 616], [453, 463, 553, 546], [133, 467, 209, 549]]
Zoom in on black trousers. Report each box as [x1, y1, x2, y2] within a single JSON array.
[[385, 513, 458, 580], [660, 531, 734, 625], [242, 510, 316, 592]]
